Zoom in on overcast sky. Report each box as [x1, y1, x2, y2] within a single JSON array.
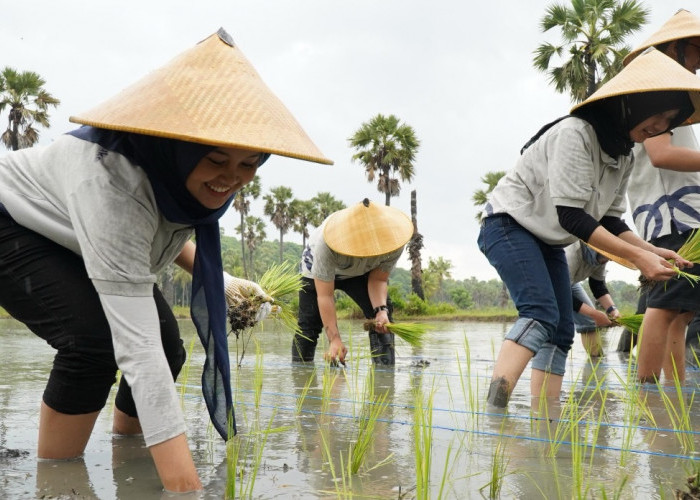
[[3, 1, 697, 283]]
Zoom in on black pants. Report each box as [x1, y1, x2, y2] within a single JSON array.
[[292, 275, 395, 365], [0, 214, 185, 416]]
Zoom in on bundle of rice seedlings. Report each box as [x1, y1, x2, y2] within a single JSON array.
[[612, 314, 644, 335], [362, 320, 430, 348], [676, 228, 700, 263], [226, 261, 303, 338]]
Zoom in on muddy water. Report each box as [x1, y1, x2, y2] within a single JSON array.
[[0, 318, 698, 499]]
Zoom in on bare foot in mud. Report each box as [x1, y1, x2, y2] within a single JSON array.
[[487, 377, 511, 407]]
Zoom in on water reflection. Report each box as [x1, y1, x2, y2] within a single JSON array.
[[0, 318, 699, 498]]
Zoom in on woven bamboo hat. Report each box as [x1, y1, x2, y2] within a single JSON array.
[[323, 198, 413, 257], [570, 48, 700, 126], [70, 28, 332, 165], [624, 9, 700, 65]]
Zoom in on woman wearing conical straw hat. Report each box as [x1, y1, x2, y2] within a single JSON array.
[[0, 29, 331, 492], [623, 9, 700, 385], [478, 48, 700, 409], [293, 198, 413, 366]]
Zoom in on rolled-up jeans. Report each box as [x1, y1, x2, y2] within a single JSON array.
[[478, 214, 574, 376], [571, 282, 597, 333]]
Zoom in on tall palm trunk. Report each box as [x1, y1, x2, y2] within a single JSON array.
[[279, 228, 284, 263], [240, 211, 248, 278], [409, 190, 425, 299]]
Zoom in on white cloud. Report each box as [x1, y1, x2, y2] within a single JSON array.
[[2, 0, 695, 283]]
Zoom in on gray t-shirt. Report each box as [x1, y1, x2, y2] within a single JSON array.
[[301, 218, 404, 281], [486, 117, 634, 246], [0, 135, 193, 446]]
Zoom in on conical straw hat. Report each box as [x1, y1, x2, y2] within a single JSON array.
[[323, 199, 413, 257], [624, 9, 700, 65], [583, 242, 636, 270], [570, 48, 700, 126], [70, 28, 332, 165]]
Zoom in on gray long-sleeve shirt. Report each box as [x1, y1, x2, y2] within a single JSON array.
[[0, 135, 193, 446]]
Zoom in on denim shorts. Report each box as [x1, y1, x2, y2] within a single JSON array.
[[478, 214, 574, 375]]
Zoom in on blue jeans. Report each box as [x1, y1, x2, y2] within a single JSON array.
[[478, 214, 574, 375], [571, 282, 596, 333]]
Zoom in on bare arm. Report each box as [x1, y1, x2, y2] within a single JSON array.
[[367, 268, 391, 333], [314, 278, 348, 365], [644, 132, 700, 172], [586, 227, 690, 281], [175, 240, 196, 275]]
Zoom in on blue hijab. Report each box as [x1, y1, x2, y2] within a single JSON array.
[[69, 125, 261, 440]]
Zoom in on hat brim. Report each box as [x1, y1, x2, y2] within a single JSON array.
[[583, 243, 636, 270], [571, 48, 700, 126], [323, 201, 413, 257], [624, 9, 700, 66], [70, 29, 333, 166]]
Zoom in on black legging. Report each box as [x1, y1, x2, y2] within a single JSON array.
[[0, 213, 185, 416], [292, 274, 395, 365]]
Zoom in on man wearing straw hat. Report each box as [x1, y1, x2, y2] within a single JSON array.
[[479, 48, 700, 409], [0, 29, 331, 492], [293, 198, 413, 366], [624, 9, 700, 384]]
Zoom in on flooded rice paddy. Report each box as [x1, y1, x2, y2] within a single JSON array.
[[0, 318, 699, 499]]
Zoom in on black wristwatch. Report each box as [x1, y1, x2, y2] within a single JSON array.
[[606, 305, 617, 315], [373, 305, 388, 315]]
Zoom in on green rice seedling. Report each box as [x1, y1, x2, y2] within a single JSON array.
[[676, 228, 700, 262], [612, 314, 644, 335], [317, 420, 353, 499], [295, 366, 317, 415], [362, 319, 431, 347], [349, 367, 390, 475], [570, 393, 606, 500], [655, 358, 696, 452], [227, 260, 304, 365], [597, 476, 630, 500], [225, 411, 290, 499], [253, 340, 263, 410], [413, 381, 437, 500], [178, 335, 197, 408], [321, 361, 339, 416], [479, 414, 511, 499]]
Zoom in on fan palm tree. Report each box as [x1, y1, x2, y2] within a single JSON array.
[[238, 215, 266, 274], [408, 189, 424, 299], [472, 171, 505, 222], [291, 199, 318, 248], [533, 0, 649, 102], [232, 177, 261, 278], [425, 257, 452, 301], [348, 113, 420, 206], [311, 191, 345, 224], [263, 186, 296, 263], [0, 67, 60, 150], [472, 171, 510, 308]]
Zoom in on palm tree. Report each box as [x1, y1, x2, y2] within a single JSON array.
[[348, 113, 420, 206], [263, 186, 296, 263], [425, 257, 452, 302], [532, 0, 649, 102], [472, 171, 505, 222], [0, 67, 60, 150], [238, 215, 266, 274], [472, 171, 510, 308], [232, 177, 261, 278], [408, 190, 425, 299], [291, 199, 318, 248], [311, 191, 345, 224]]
